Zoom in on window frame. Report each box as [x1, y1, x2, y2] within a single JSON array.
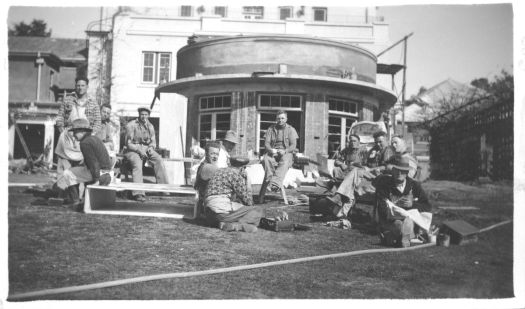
[[256, 93, 303, 154], [198, 94, 233, 147], [327, 97, 360, 157], [141, 52, 172, 85], [214, 6, 227, 17], [313, 7, 327, 22], [242, 6, 264, 20], [279, 6, 293, 20], [180, 5, 193, 17]]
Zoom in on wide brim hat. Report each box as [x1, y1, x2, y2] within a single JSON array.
[[230, 156, 250, 167], [223, 130, 238, 144], [70, 118, 92, 132], [391, 155, 411, 172], [138, 107, 151, 114]]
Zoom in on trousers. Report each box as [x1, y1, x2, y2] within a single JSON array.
[[262, 152, 293, 188], [124, 147, 168, 196]]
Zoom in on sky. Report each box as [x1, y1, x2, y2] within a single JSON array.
[[5, 3, 515, 98]]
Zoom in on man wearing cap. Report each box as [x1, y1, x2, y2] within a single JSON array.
[[262, 110, 299, 192], [124, 107, 168, 202], [374, 155, 432, 248], [54, 118, 112, 206], [217, 130, 238, 168], [204, 157, 265, 232], [194, 141, 221, 218]]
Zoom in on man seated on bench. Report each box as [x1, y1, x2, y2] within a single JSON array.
[[331, 134, 369, 186], [204, 157, 265, 233], [262, 110, 298, 192], [390, 135, 418, 179], [194, 141, 221, 218], [124, 107, 168, 202], [324, 131, 395, 218], [54, 118, 112, 207]]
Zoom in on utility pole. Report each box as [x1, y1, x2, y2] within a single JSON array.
[[401, 36, 408, 137], [377, 32, 413, 137]]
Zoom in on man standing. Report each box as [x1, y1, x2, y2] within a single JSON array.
[[262, 110, 298, 192], [204, 157, 265, 232], [54, 119, 112, 207], [124, 107, 168, 202], [55, 76, 101, 176], [374, 155, 432, 247]]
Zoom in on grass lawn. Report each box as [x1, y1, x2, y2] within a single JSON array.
[[7, 179, 514, 300]]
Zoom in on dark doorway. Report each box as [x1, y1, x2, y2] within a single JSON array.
[[14, 123, 45, 159]]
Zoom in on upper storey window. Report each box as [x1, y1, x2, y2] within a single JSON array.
[[279, 7, 293, 20], [214, 6, 227, 17], [180, 6, 193, 17], [313, 7, 327, 22], [142, 52, 171, 84], [242, 6, 264, 20]]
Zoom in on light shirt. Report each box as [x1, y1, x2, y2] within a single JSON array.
[[217, 146, 230, 168], [396, 179, 407, 193]]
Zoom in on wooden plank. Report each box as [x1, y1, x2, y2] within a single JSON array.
[[87, 183, 195, 194]]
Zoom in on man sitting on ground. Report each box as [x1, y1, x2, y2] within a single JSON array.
[[124, 107, 168, 202], [54, 118, 112, 207], [204, 157, 265, 232], [367, 131, 396, 175], [374, 155, 432, 247], [194, 141, 221, 218]]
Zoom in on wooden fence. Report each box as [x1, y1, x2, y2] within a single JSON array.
[[428, 96, 513, 181]]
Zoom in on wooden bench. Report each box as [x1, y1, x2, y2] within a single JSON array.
[[84, 182, 197, 219]]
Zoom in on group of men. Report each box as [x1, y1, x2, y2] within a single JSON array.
[[52, 81, 430, 247], [53, 76, 168, 206]]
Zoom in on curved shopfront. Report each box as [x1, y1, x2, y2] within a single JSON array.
[[157, 35, 397, 159]]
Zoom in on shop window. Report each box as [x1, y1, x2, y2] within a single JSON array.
[[141, 52, 171, 84], [199, 95, 232, 147], [242, 6, 264, 19], [313, 7, 327, 22], [181, 6, 193, 17], [257, 94, 303, 154], [328, 97, 359, 157], [279, 7, 293, 20], [214, 6, 227, 17]]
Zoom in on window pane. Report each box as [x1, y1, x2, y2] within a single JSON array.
[[181, 6, 192, 16], [260, 95, 270, 107], [270, 95, 279, 107], [223, 96, 231, 107], [291, 96, 300, 108], [281, 95, 291, 107], [214, 6, 226, 17], [143, 68, 153, 82], [143, 53, 154, 66], [280, 8, 291, 20], [314, 8, 327, 21]]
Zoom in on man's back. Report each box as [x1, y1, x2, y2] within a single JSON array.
[[206, 167, 253, 206]]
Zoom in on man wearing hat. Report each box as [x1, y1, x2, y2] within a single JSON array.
[[204, 156, 265, 232], [217, 130, 238, 168], [374, 155, 432, 248], [54, 118, 112, 206], [124, 107, 168, 202]]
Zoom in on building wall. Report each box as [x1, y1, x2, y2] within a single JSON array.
[[101, 6, 392, 156], [179, 80, 378, 159]]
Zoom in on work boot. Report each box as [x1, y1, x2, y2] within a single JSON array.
[[326, 193, 343, 207], [66, 185, 79, 204], [241, 224, 258, 233]]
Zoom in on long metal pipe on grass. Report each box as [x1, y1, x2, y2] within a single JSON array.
[[8, 220, 512, 300]]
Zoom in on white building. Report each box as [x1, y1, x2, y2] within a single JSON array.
[[86, 5, 395, 183]]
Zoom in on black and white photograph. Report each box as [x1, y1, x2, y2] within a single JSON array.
[[2, 0, 524, 307]]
